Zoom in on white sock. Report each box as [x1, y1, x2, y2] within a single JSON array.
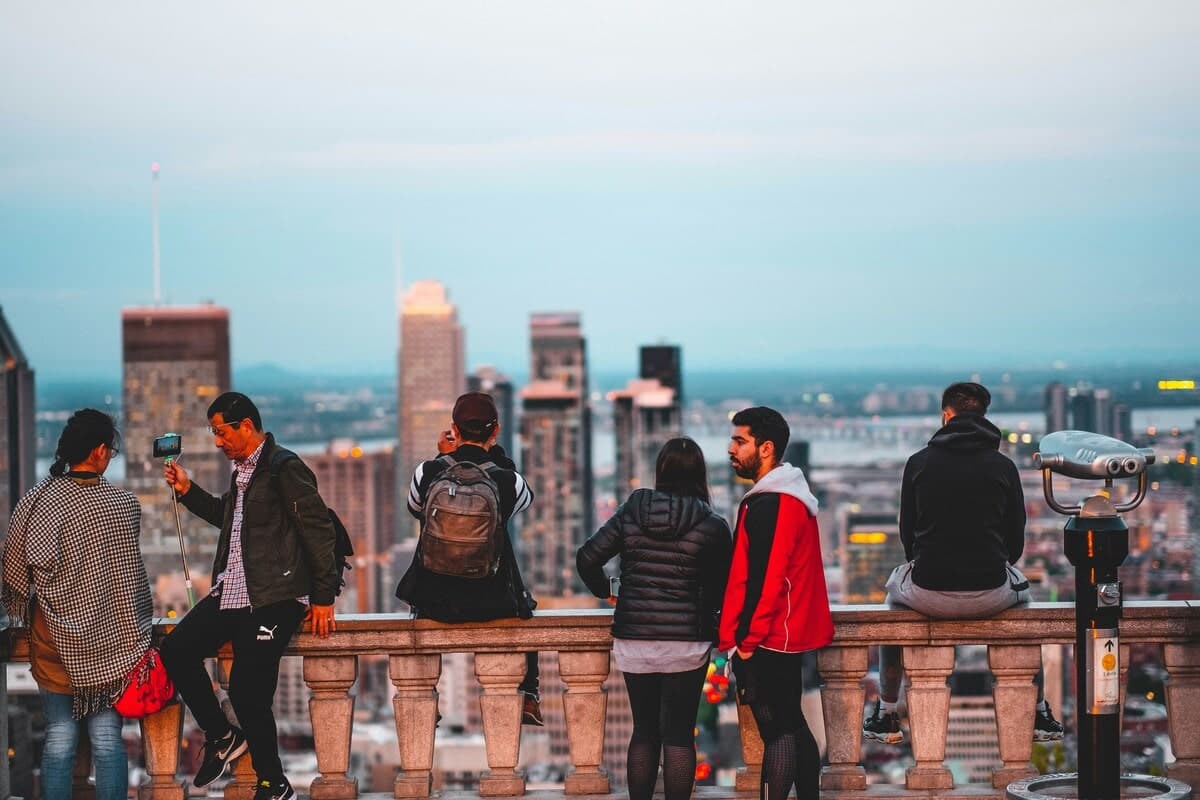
[[1037, 700, 1049, 712], [880, 700, 898, 714]]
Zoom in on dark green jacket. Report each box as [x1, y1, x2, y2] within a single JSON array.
[[180, 433, 339, 607]]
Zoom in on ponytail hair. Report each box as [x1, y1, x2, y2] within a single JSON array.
[[50, 409, 119, 476]]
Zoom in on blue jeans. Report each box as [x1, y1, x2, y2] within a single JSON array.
[[39, 690, 127, 800]]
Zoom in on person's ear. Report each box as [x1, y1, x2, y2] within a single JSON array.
[[760, 439, 775, 464]]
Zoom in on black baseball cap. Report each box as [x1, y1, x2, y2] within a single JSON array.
[[453, 392, 499, 438]]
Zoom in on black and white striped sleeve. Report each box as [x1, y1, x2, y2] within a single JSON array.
[[407, 461, 427, 517], [511, 471, 533, 516]]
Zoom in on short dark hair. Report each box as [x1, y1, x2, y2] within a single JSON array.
[[207, 391, 263, 431], [654, 437, 710, 504], [50, 408, 120, 477], [731, 406, 790, 461], [941, 382, 991, 415]]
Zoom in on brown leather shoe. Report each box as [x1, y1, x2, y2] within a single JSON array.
[[522, 695, 544, 727]]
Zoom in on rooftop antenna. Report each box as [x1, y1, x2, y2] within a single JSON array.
[[152, 162, 161, 305]]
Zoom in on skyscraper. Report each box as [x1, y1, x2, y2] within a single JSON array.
[[397, 280, 464, 533], [1044, 382, 1067, 434], [122, 305, 231, 582], [467, 365, 515, 457], [519, 313, 593, 597], [610, 378, 680, 501], [838, 508, 904, 604], [1070, 387, 1096, 433], [0, 307, 36, 519], [639, 344, 682, 407], [1093, 388, 1113, 437], [307, 441, 397, 614]]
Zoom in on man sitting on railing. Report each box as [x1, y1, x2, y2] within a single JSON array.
[[395, 392, 543, 725], [863, 382, 1063, 746]]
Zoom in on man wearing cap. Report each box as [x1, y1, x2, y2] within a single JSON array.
[[395, 392, 542, 724]]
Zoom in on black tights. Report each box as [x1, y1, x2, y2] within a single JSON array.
[[623, 665, 708, 800]]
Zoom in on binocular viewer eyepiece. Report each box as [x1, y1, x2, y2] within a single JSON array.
[[1035, 430, 1155, 517], [1033, 431, 1155, 480]]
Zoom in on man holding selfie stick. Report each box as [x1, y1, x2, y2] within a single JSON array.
[[160, 392, 338, 800]]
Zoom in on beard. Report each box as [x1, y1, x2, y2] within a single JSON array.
[[732, 452, 761, 480]]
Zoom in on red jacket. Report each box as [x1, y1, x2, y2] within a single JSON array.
[[718, 464, 834, 655]]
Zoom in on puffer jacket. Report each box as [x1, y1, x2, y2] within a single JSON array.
[[576, 488, 733, 642]]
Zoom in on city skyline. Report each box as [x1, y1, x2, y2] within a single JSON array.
[[3, 2, 1199, 380]]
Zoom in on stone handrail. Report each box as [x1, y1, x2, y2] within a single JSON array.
[[8, 601, 1198, 799]]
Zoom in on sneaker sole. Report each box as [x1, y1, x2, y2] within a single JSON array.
[[1033, 731, 1064, 742], [193, 738, 249, 787], [863, 730, 905, 745], [522, 715, 545, 727]]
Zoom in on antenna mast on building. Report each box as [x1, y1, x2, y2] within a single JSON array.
[[152, 162, 162, 305]]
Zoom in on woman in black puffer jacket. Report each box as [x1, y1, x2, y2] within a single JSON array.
[[577, 437, 732, 800]]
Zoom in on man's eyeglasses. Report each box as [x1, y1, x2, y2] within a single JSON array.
[[208, 420, 243, 436]]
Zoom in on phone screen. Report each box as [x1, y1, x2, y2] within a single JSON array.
[[153, 434, 182, 459]]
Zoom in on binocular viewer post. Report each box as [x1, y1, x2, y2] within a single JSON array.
[[1029, 431, 1155, 800]]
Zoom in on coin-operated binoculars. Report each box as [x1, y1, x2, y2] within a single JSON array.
[[1007, 432, 1189, 800]]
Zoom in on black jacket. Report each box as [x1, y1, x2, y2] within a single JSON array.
[[179, 433, 340, 607], [577, 489, 733, 642], [395, 444, 536, 622], [899, 413, 1026, 591]]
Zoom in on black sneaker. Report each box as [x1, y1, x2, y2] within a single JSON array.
[[522, 693, 545, 727], [1034, 704, 1064, 742], [253, 777, 296, 800], [194, 726, 248, 787], [863, 699, 904, 745]]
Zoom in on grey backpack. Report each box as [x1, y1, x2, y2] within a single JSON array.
[[420, 455, 504, 578]]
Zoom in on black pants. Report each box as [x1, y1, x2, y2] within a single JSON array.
[[732, 649, 821, 800], [623, 665, 708, 747], [160, 594, 307, 782]]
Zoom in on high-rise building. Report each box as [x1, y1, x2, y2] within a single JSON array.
[[639, 344, 682, 407], [1111, 403, 1133, 442], [0, 307, 36, 519], [609, 378, 680, 501], [122, 305, 231, 583], [1044, 382, 1067, 435], [1069, 387, 1096, 433], [467, 366, 515, 457], [397, 280, 464, 534], [519, 313, 593, 597], [306, 440, 397, 614], [838, 508, 904, 604], [1093, 388, 1113, 437], [784, 441, 812, 477]]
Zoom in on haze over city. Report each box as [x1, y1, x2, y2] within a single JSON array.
[[4, 1, 1199, 380]]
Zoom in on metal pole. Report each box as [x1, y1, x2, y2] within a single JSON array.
[[1063, 509, 1127, 800], [167, 457, 196, 608]]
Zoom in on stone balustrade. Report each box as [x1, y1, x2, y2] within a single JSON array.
[[8, 601, 1198, 799]]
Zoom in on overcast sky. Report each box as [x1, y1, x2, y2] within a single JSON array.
[[3, 1, 1198, 381]]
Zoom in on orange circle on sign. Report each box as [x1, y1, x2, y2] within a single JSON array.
[[1101, 654, 1117, 671]]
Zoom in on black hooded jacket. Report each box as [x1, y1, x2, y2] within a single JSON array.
[[899, 413, 1026, 591], [576, 489, 733, 642]]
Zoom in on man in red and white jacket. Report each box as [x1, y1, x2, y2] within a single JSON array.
[[720, 406, 833, 800]]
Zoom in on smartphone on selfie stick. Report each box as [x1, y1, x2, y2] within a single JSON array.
[[154, 433, 195, 608]]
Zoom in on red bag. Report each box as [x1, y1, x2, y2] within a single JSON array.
[[113, 647, 175, 719]]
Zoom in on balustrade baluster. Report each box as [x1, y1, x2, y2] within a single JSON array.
[[305, 655, 358, 799], [390, 653, 442, 798], [474, 652, 527, 796], [1164, 642, 1200, 788], [139, 703, 186, 800], [558, 650, 611, 794], [988, 644, 1040, 787], [817, 645, 868, 791], [902, 644, 954, 790]]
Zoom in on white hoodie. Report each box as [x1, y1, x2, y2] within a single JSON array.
[[743, 462, 819, 516]]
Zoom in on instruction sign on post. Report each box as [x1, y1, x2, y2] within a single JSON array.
[[1086, 627, 1120, 714]]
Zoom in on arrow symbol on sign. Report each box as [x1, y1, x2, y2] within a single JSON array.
[[1105, 641, 1115, 652]]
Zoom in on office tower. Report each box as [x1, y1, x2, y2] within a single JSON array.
[[1069, 387, 1096, 433], [519, 313, 593, 597], [307, 441, 397, 614], [397, 280, 464, 533], [639, 344, 682, 407], [610, 378, 680, 501], [1044, 382, 1067, 435], [1093, 388, 1113, 437], [122, 305, 231, 584], [1111, 403, 1133, 442], [467, 366, 515, 457], [838, 508, 904, 604], [0, 308, 36, 519], [945, 647, 1002, 784]]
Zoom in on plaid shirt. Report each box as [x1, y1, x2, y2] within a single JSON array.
[[216, 440, 265, 609]]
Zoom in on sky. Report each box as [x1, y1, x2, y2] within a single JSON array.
[[3, 1, 1198, 382]]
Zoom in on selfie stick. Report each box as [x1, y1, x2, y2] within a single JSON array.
[[165, 452, 196, 608]]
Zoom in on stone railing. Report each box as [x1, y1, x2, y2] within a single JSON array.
[[8, 601, 1199, 799]]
